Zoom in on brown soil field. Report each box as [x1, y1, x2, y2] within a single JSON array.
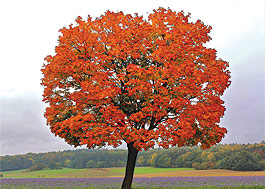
[[133, 169, 265, 177]]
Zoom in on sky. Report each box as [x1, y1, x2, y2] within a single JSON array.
[[0, 0, 265, 156]]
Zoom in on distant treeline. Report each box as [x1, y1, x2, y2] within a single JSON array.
[[0, 142, 264, 172]]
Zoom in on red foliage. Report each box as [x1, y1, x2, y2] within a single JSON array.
[[41, 8, 231, 151]]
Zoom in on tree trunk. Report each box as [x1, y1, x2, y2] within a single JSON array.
[[121, 142, 139, 189]]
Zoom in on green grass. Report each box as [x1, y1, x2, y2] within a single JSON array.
[[110, 167, 194, 174], [1, 168, 89, 178], [1, 167, 194, 178]]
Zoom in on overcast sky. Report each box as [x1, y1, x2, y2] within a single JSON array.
[[0, 0, 265, 156]]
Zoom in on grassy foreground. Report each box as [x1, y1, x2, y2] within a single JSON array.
[[1, 167, 193, 178], [1, 167, 264, 178]]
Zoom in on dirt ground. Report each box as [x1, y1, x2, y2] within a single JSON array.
[[133, 169, 265, 177]]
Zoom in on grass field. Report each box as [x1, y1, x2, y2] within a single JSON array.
[[1, 167, 194, 178], [1, 167, 264, 178]]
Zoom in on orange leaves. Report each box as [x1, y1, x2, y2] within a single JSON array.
[[41, 8, 230, 151]]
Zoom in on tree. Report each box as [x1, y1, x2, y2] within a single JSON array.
[[150, 153, 158, 167], [28, 163, 47, 171], [64, 159, 72, 168], [48, 161, 56, 169], [41, 7, 231, 189], [218, 151, 264, 171], [86, 160, 95, 168], [48, 161, 62, 169], [155, 153, 172, 168], [136, 156, 145, 166]]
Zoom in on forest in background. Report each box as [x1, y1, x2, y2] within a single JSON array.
[[0, 142, 264, 172]]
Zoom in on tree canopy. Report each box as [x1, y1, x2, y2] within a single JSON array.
[[41, 8, 231, 152]]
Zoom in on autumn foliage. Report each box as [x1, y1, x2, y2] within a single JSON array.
[[41, 8, 231, 152]]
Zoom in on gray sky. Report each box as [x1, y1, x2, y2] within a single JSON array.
[[0, 0, 265, 155]]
